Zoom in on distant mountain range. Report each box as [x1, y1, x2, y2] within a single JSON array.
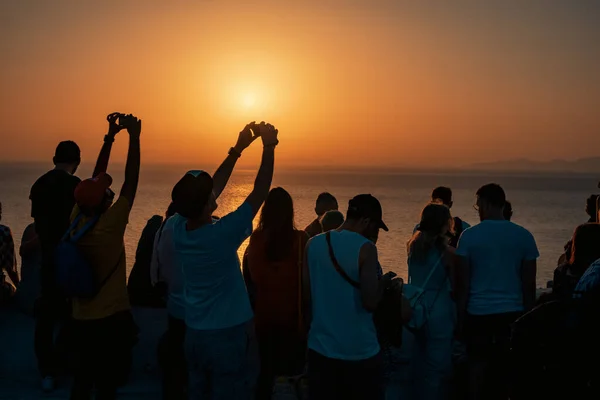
[[466, 157, 600, 174]]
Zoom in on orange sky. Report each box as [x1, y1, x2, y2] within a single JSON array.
[[1, 1, 599, 168]]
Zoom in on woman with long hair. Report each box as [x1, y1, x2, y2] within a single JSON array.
[[243, 187, 308, 399], [552, 223, 600, 300], [406, 203, 456, 400]]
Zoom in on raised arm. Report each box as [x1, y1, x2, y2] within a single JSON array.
[[212, 122, 259, 200], [120, 115, 142, 207], [93, 113, 125, 178], [244, 122, 279, 216]]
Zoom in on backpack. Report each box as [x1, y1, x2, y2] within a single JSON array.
[[55, 213, 120, 298], [325, 232, 409, 348], [449, 217, 463, 248]]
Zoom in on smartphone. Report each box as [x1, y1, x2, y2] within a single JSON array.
[[118, 114, 129, 127]]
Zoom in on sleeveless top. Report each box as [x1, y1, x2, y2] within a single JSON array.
[[246, 230, 308, 337], [408, 247, 451, 310], [307, 230, 380, 360]]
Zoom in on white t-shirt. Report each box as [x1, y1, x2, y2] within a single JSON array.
[[172, 203, 254, 330], [456, 220, 539, 316]]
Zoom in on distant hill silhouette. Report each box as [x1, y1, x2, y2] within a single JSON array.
[[466, 157, 600, 173]]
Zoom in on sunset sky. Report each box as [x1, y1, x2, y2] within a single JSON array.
[[1, 0, 599, 168]]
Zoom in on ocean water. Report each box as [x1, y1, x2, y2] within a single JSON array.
[[0, 162, 597, 286]]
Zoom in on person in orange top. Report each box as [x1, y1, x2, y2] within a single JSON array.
[[243, 187, 309, 399]]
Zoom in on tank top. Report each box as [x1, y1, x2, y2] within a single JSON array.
[[408, 248, 451, 309], [307, 230, 380, 361]]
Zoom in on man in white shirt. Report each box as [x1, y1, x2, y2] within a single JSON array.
[[455, 183, 538, 400]]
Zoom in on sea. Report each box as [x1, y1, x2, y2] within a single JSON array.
[[1, 162, 597, 286]]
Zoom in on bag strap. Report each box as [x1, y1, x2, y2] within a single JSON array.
[[325, 231, 360, 289], [61, 214, 83, 241], [419, 250, 444, 290], [65, 214, 101, 243]]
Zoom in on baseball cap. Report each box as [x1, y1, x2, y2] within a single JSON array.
[[347, 194, 388, 231], [171, 170, 214, 219], [74, 173, 113, 209]]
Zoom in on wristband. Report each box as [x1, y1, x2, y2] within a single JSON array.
[[104, 135, 115, 143], [228, 147, 242, 158]]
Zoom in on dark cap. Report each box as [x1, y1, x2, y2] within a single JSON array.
[[347, 194, 388, 231], [54, 141, 81, 165], [171, 170, 214, 219]]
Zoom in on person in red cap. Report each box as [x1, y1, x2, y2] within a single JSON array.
[[69, 112, 141, 400]]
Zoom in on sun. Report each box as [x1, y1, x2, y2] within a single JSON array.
[[241, 93, 256, 108]]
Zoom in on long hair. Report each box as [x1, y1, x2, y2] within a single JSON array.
[[569, 223, 600, 273], [257, 187, 296, 262], [407, 203, 453, 263]]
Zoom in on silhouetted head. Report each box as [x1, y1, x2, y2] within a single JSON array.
[[432, 186, 453, 208], [315, 192, 338, 217], [259, 187, 295, 233], [504, 200, 513, 221], [418, 203, 453, 238], [321, 210, 345, 232], [344, 194, 388, 243], [585, 195, 599, 220], [408, 203, 453, 261], [257, 187, 296, 261], [74, 173, 115, 216], [0, 201, 3, 223], [171, 170, 216, 223], [53, 141, 81, 175], [569, 223, 600, 272], [475, 184, 506, 221]]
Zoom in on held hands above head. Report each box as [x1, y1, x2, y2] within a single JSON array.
[[106, 112, 125, 138], [106, 113, 142, 140], [231, 121, 279, 156], [233, 122, 260, 154], [254, 121, 279, 147]]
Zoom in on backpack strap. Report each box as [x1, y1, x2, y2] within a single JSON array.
[[325, 231, 360, 289], [61, 214, 84, 241], [419, 250, 445, 290], [64, 214, 101, 243]]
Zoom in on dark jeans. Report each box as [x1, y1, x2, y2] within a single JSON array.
[[34, 288, 71, 378], [307, 349, 384, 400], [70, 311, 137, 400], [157, 315, 187, 400], [256, 329, 306, 400], [465, 312, 521, 400]]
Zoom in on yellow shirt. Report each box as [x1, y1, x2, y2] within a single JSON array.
[[71, 197, 131, 320]]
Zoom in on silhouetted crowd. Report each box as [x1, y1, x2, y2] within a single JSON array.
[[1, 114, 599, 400]]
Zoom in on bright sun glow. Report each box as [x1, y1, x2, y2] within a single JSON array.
[[242, 93, 256, 108]]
